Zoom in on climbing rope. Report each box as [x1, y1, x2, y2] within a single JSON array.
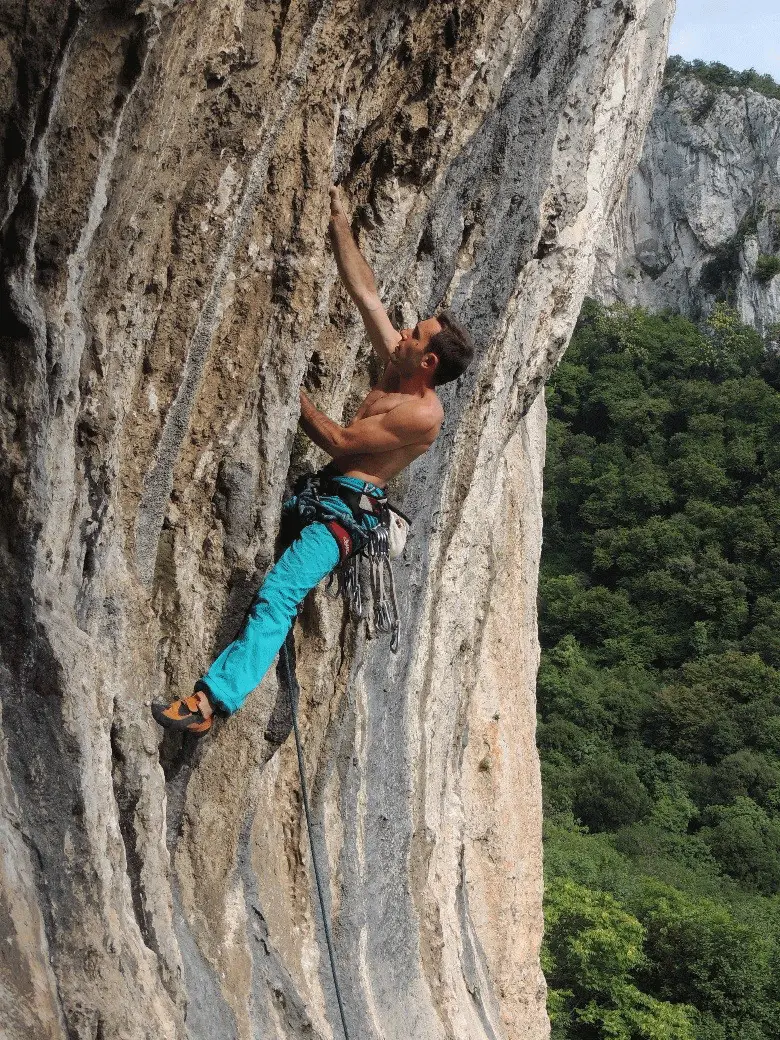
[[280, 635, 352, 1040]]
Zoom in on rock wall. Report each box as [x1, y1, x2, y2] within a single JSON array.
[[0, 2, 672, 1038], [594, 66, 780, 330]]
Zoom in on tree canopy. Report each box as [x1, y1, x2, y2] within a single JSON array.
[[541, 301, 780, 1039]]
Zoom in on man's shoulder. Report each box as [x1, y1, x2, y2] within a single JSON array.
[[365, 385, 442, 429], [421, 390, 444, 424], [400, 390, 443, 430]]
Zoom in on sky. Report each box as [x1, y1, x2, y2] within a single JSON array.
[[669, 0, 780, 80]]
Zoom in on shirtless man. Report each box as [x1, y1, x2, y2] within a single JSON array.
[[152, 186, 474, 734]]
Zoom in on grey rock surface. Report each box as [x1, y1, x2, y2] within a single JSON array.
[[594, 67, 780, 330], [0, 1, 672, 1037]]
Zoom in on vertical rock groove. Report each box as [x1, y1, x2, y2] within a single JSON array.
[[135, 0, 336, 587]]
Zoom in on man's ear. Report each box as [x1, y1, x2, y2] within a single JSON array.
[[422, 351, 439, 373]]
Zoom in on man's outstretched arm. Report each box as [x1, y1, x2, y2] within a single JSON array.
[[299, 391, 439, 458], [328, 187, 399, 366]]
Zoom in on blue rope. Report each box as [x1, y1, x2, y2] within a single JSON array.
[[280, 635, 352, 1040]]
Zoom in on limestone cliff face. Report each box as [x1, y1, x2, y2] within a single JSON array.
[[594, 67, 780, 330], [0, 2, 672, 1038]]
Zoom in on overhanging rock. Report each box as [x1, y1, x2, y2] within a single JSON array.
[[0, 2, 672, 1037]]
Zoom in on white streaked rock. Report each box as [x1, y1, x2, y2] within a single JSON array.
[[0, 1, 672, 1036]]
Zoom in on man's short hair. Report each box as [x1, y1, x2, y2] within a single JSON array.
[[428, 310, 475, 386]]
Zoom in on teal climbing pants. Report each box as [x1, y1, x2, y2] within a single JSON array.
[[198, 474, 383, 715], [199, 522, 339, 715]]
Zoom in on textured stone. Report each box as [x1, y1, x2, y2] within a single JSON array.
[[0, 1, 672, 1037], [594, 68, 780, 330]]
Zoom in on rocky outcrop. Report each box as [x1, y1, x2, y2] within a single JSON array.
[[594, 65, 780, 330], [0, 2, 672, 1038]]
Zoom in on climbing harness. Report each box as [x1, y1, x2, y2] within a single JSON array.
[[280, 635, 352, 1040], [285, 466, 410, 652]]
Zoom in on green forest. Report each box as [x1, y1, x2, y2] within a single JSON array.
[[539, 300, 780, 1039]]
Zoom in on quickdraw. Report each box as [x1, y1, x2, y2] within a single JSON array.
[[285, 468, 406, 652]]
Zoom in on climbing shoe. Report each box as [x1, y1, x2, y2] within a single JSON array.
[[151, 691, 214, 735]]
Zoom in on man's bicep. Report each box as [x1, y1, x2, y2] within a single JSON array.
[[356, 292, 399, 364]]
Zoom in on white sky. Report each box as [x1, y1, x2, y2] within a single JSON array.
[[669, 0, 780, 80]]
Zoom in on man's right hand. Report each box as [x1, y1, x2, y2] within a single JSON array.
[[329, 185, 346, 219]]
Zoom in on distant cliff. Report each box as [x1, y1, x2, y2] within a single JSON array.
[[594, 59, 780, 332]]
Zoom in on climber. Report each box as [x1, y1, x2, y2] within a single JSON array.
[[151, 185, 475, 735]]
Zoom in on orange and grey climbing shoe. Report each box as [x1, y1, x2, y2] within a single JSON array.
[[151, 691, 214, 735]]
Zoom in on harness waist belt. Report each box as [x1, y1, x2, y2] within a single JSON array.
[[322, 478, 387, 518]]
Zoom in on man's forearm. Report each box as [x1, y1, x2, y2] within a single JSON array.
[[299, 391, 346, 458], [329, 208, 377, 304]]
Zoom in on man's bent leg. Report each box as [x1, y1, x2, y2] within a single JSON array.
[[198, 521, 340, 715]]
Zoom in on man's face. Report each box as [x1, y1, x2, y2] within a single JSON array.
[[393, 316, 442, 376]]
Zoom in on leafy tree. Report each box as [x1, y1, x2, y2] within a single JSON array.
[[755, 255, 780, 284], [693, 750, 780, 811], [698, 798, 780, 895], [633, 883, 779, 1037], [571, 756, 653, 832], [544, 878, 696, 1040]]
